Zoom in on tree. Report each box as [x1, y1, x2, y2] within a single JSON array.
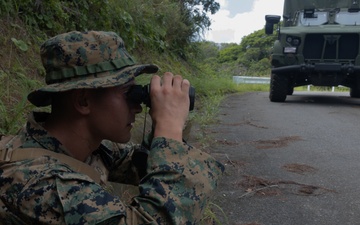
[[239, 29, 276, 58], [169, 0, 220, 58], [218, 43, 241, 63]]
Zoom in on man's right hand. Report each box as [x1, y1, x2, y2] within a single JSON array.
[[149, 72, 190, 142]]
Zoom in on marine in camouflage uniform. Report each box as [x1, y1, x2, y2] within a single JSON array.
[[0, 31, 224, 224]]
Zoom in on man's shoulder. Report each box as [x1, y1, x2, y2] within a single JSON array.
[[2, 154, 93, 179]]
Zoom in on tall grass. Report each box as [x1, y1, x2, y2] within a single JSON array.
[[0, 66, 40, 134]]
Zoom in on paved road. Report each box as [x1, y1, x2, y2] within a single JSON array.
[[205, 91, 360, 225]]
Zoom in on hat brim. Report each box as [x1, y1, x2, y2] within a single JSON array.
[[28, 64, 159, 107]]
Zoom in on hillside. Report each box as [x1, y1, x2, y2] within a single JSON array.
[[0, 0, 274, 135]]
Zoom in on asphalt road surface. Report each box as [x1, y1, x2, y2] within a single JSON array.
[[203, 91, 360, 225]]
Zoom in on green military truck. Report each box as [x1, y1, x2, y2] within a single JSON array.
[[265, 0, 360, 102]]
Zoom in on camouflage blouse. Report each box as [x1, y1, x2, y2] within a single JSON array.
[[0, 112, 224, 224]]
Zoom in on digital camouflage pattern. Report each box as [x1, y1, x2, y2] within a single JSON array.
[[0, 112, 224, 224], [27, 30, 158, 107]]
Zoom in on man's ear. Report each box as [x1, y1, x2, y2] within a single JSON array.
[[73, 89, 91, 115]]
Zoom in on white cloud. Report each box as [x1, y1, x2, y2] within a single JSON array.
[[205, 0, 284, 43]]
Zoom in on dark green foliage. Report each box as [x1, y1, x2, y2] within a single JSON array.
[[218, 44, 242, 63], [239, 29, 276, 57], [198, 28, 278, 77], [0, 0, 219, 58], [194, 41, 219, 63], [0, 0, 110, 35]]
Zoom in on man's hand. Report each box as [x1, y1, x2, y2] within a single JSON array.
[[149, 72, 190, 142]]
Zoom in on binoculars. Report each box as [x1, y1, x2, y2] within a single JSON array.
[[127, 84, 195, 111]]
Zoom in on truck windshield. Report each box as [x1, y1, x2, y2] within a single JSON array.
[[284, 0, 351, 15], [296, 11, 328, 26], [284, 0, 360, 26], [295, 9, 360, 26], [336, 10, 360, 25]]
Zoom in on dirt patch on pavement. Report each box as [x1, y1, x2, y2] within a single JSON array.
[[215, 139, 240, 146], [282, 163, 317, 175], [236, 175, 337, 198], [251, 136, 303, 149], [222, 120, 268, 129]]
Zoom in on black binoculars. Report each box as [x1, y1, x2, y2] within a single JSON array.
[[127, 84, 195, 111]]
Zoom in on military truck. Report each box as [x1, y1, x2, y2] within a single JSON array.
[[265, 0, 360, 102]]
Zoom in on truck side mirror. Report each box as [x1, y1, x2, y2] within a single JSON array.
[[265, 15, 281, 35]]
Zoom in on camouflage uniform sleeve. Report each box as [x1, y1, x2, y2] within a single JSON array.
[[129, 137, 225, 224]]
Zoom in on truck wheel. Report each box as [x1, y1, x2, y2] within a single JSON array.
[[287, 86, 294, 95], [269, 73, 288, 102], [350, 87, 360, 98]]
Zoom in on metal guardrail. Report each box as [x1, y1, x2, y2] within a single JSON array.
[[232, 76, 339, 92], [233, 76, 270, 84]]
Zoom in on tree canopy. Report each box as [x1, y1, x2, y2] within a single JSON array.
[[198, 28, 277, 77]]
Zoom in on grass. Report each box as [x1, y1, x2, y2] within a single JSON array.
[[234, 83, 270, 92]]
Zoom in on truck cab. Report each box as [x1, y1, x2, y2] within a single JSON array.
[[265, 0, 360, 102]]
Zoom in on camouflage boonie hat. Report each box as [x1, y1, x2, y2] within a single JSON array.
[[28, 30, 159, 107]]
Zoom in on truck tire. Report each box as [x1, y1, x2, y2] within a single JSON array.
[[269, 73, 288, 102], [287, 86, 294, 95], [350, 87, 360, 98]]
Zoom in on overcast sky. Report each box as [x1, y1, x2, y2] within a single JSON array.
[[204, 0, 284, 43]]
